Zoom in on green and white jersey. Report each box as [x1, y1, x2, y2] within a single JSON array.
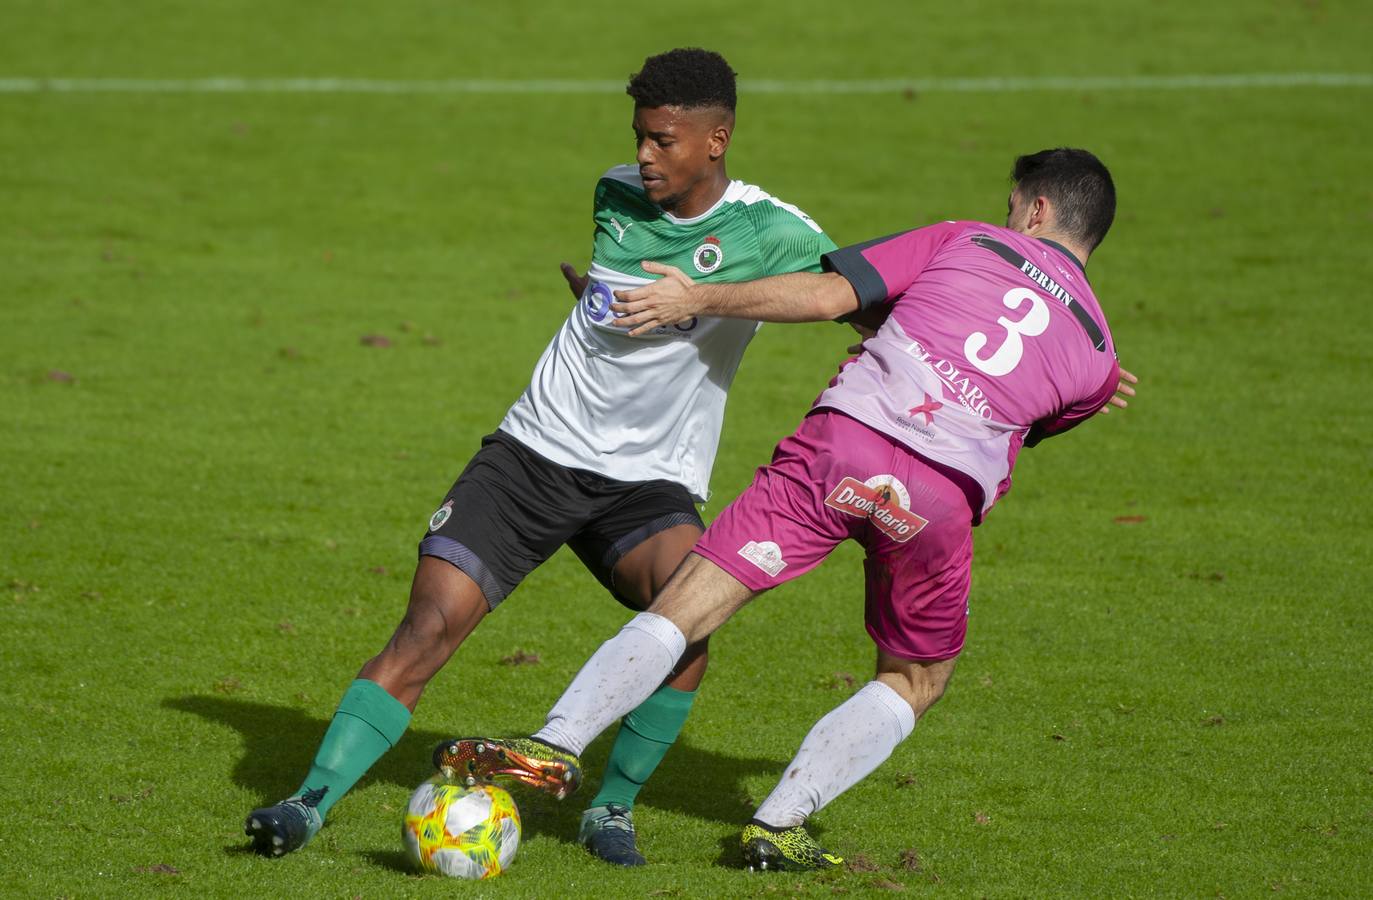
[[499, 165, 836, 501]]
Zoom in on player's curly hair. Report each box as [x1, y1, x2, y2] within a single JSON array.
[[626, 48, 737, 111]]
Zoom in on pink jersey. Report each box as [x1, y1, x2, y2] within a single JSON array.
[[816, 221, 1120, 521]]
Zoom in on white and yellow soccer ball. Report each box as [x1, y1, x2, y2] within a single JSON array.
[[401, 777, 521, 879]]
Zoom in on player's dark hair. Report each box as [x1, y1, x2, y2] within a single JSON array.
[[626, 48, 737, 112], [1011, 148, 1116, 251]]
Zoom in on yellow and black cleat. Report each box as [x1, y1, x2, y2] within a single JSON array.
[[741, 820, 843, 871]]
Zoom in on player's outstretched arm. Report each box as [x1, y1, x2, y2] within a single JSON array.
[[611, 261, 858, 336]]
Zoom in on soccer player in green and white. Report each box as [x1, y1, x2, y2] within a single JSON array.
[[244, 48, 837, 866]]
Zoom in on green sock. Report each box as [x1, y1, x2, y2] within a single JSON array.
[[590, 684, 697, 811], [296, 679, 411, 819]]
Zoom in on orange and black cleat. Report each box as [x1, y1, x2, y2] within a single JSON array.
[[432, 736, 582, 800]]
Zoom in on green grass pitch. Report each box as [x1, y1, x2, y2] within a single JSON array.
[[3, 1, 1371, 896]]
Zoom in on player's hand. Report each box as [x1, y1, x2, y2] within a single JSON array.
[[843, 304, 890, 352], [846, 321, 878, 354], [611, 260, 699, 336], [560, 262, 589, 300], [1097, 368, 1139, 414]]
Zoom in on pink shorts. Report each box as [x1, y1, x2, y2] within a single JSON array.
[[694, 410, 974, 660]]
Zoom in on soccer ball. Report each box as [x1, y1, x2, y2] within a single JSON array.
[[401, 777, 521, 879]]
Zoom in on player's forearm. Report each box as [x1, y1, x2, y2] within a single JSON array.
[[694, 272, 858, 323]]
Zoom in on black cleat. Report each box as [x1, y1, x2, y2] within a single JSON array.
[[244, 788, 326, 858], [579, 804, 647, 866]]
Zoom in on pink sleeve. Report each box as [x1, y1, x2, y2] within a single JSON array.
[[1024, 361, 1121, 447], [821, 221, 963, 310]]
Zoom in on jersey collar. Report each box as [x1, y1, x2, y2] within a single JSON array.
[[1037, 238, 1086, 274], [659, 181, 737, 226]]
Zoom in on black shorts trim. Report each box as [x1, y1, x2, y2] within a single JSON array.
[[419, 534, 507, 610], [601, 510, 704, 572]]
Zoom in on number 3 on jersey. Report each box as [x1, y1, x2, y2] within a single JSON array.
[[963, 287, 1049, 376]]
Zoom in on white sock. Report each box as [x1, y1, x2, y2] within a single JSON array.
[[533, 612, 686, 756], [753, 680, 916, 828]]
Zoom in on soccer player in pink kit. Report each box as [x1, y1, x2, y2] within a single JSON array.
[[436, 148, 1135, 870]]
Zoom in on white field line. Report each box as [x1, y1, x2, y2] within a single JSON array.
[[0, 73, 1369, 95]]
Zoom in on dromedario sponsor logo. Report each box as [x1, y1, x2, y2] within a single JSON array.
[[737, 540, 786, 577], [824, 475, 928, 543]]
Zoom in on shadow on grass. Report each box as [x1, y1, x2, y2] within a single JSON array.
[[715, 831, 743, 869], [166, 694, 787, 839], [164, 694, 462, 801], [361, 848, 413, 874]]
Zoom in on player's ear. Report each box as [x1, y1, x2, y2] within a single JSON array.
[[708, 127, 730, 160], [708, 112, 733, 160], [1027, 195, 1052, 232]]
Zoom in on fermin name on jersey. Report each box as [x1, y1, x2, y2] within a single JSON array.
[[1018, 260, 1078, 310]]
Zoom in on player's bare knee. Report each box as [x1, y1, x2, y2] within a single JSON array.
[[390, 601, 453, 659], [912, 675, 949, 714], [647, 598, 700, 643], [878, 679, 939, 719], [648, 553, 756, 643], [399, 559, 489, 654], [878, 654, 957, 718]]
